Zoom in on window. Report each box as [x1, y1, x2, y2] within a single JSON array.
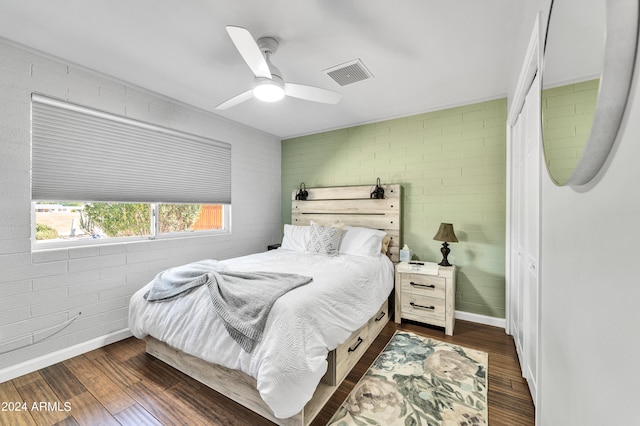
[[31, 94, 232, 248], [157, 204, 224, 234], [34, 202, 226, 245]]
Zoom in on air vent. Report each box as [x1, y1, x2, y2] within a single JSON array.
[[324, 59, 373, 86]]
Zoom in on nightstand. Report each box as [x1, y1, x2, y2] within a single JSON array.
[[394, 261, 456, 336]]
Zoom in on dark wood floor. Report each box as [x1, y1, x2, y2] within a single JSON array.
[[0, 320, 534, 425]]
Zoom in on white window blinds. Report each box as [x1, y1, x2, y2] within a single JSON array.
[[31, 94, 231, 204]]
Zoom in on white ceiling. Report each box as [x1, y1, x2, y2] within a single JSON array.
[[0, 0, 548, 138]]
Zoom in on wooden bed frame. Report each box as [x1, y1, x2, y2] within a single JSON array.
[[146, 184, 402, 425]]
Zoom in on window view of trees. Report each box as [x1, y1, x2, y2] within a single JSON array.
[[81, 203, 151, 237], [34, 202, 223, 242], [158, 204, 202, 233], [35, 223, 59, 240]]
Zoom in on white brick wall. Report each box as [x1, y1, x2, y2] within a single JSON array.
[[0, 38, 282, 373]]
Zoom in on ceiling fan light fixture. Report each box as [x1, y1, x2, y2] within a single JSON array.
[[217, 26, 342, 109], [253, 79, 285, 102]]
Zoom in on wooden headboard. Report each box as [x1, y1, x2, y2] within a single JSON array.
[[291, 184, 402, 262]]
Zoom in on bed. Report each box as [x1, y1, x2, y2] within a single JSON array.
[[128, 184, 402, 425]]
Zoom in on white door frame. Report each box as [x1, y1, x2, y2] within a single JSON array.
[[506, 11, 542, 333], [505, 11, 543, 422]]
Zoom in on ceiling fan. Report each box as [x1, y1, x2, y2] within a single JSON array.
[[215, 26, 342, 110]]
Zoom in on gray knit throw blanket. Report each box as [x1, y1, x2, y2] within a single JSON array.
[[144, 259, 313, 353]]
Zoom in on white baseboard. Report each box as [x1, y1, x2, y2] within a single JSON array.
[[455, 310, 506, 329], [0, 328, 132, 383]]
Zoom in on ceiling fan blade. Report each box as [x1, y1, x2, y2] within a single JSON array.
[[214, 89, 254, 110], [226, 26, 271, 79], [284, 83, 342, 104]]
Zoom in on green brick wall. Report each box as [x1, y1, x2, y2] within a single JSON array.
[[281, 98, 508, 319], [542, 78, 599, 184]]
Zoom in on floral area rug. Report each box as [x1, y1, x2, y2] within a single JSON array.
[[328, 331, 488, 425]]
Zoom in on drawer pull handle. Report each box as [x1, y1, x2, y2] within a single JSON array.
[[410, 281, 435, 289], [374, 311, 386, 322], [348, 337, 363, 353], [410, 302, 435, 311]]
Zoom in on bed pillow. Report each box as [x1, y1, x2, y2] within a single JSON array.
[[280, 224, 311, 252], [381, 234, 392, 254], [339, 226, 387, 257], [306, 224, 343, 256]]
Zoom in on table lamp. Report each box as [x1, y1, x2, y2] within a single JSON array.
[[433, 223, 458, 266]]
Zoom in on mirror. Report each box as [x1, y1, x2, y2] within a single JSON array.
[[542, 0, 639, 186]]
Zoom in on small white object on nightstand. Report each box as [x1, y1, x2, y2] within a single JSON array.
[[399, 244, 412, 262]]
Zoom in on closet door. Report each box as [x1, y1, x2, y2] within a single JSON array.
[[523, 74, 540, 404], [510, 102, 524, 361], [509, 73, 540, 405], [510, 109, 523, 362]]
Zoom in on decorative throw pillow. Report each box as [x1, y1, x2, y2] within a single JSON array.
[[381, 234, 392, 254], [306, 224, 342, 256]]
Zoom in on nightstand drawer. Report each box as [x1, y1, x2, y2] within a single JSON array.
[[400, 293, 446, 326], [400, 274, 446, 299]]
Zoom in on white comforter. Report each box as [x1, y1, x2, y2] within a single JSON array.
[[128, 249, 394, 419]]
